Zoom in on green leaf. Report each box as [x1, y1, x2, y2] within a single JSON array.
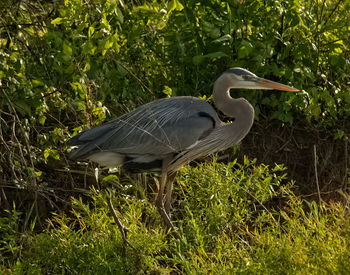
[[162, 86, 172, 96], [39, 115, 46, 126], [133, 4, 156, 13], [168, 0, 184, 13], [101, 39, 114, 55], [102, 174, 119, 182], [192, 52, 227, 65], [35, 171, 42, 178], [43, 149, 60, 160], [70, 82, 86, 99], [63, 42, 73, 56], [237, 41, 254, 59], [75, 101, 86, 110], [83, 63, 91, 72], [32, 79, 44, 86], [82, 41, 96, 55], [114, 7, 124, 23], [334, 130, 345, 140], [212, 34, 233, 43], [51, 17, 64, 25], [88, 26, 95, 38]]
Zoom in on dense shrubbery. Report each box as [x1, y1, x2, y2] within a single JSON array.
[[1, 0, 350, 272], [1, 0, 349, 185], [2, 160, 350, 273]]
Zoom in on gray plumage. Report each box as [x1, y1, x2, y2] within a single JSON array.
[[69, 97, 221, 170], [69, 68, 298, 173], [68, 68, 298, 228]]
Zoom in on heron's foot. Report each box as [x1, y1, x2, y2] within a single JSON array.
[[107, 196, 136, 250]]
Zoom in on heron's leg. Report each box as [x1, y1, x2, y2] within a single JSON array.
[[155, 169, 167, 208], [155, 156, 172, 207], [155, 158, 179, 235], [156, 171, 176, 230], [164, 171, 177, 214]]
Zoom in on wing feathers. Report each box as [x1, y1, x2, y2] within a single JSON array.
[[69, 97, 220, 163]]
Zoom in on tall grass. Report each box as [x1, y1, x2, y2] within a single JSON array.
[[3, 159, 350, 274]]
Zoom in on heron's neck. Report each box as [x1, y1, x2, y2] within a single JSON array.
[[213, 74, 255, 128]]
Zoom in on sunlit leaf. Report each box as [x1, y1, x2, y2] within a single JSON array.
[[51, 17, 64, 25], [83, 63, 91, 72], [102, 174, 119, 182], [32, 79, 44, 86], [168, 0, 184, 12], [39, 115, 46, 126], [162, 85, 172, 96], [88, 26, 95, 38], [44, 149, 60, 160]]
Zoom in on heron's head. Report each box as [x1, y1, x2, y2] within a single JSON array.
[[223, 67, 299, 91]]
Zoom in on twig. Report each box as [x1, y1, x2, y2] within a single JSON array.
[[107, 195, 136, 250], [313, 145, 322, 203], [55, 168, 94, 176], [343, 138, 348, 188], [114, 61, 152, 94], [242, 187, 280, 228], [302, 189, 339, 198]]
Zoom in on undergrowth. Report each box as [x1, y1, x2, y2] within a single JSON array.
[[2, 159, 350, 274]]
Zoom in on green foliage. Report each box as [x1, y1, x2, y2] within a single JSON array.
[[0, 209, 27, 268], [9, 160, 350, 274], [1, 0, 349, 179], [172, 0, 350, 125], [2, 0, 350, 124], [1, 1, 350, 272], [13, 193, 168, 274]]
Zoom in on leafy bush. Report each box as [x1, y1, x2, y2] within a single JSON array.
[[0, 210, 22, 268], [10, 159, 350, 274], [1, 0, 349, 190]]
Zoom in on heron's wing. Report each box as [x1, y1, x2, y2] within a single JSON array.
[[69, 97, 220, 161]]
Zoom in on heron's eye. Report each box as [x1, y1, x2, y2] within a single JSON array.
[[242, 75, 252, 80]]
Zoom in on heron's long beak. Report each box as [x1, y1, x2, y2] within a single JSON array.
[[254, 77, 299, 92]]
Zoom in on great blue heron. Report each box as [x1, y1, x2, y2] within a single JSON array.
[[68, 68, 298, 229]]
